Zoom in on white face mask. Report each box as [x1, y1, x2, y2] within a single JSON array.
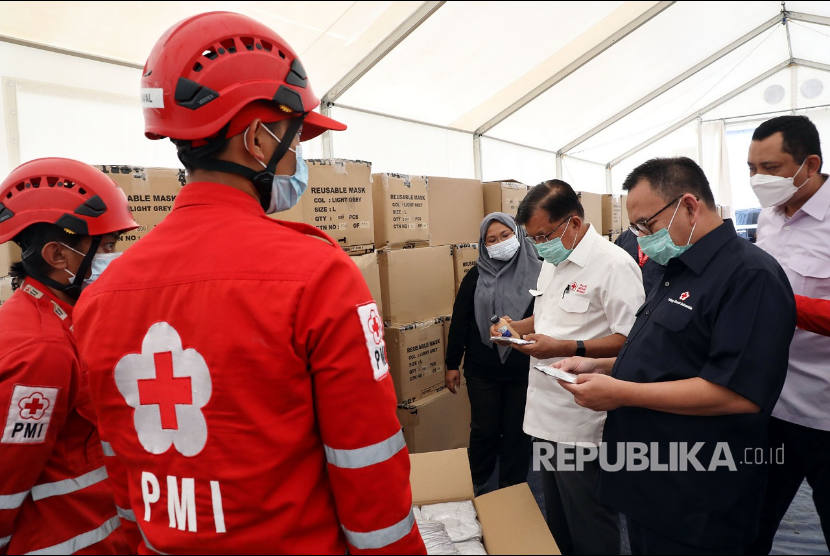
[[486, 235, 520, 261], [750, 160, 808, 207], [85, 252, 122, 286], [60, 243, 121, 287]]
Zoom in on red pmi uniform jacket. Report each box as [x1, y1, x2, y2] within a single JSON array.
[[0, 278, 130, 554], [795, 294, 830, 337], [73, 182, 426, 555]]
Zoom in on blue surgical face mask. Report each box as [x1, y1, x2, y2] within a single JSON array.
[[248, 125, 309, 214], [534, 216, 574, 266], [85, 252, 122, 287], [636, 200, 696, 265]]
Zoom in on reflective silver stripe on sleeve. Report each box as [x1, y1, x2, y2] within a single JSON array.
[[342, 509, 416, 550], [0, 535, 10, 549], [116, 505, 136, 522], [31, 466, 108, 501], [101, 441, 115, 457], [324, 430, 405, 469], [25, 515, 120, 555], [0, 490, 29, 510]]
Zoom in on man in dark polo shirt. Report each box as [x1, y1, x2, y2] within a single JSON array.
[[556, 157, 796, 554]]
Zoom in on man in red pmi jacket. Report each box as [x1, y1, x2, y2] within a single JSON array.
[[72, 11, 426, 555], [0, 158, 138, 554]]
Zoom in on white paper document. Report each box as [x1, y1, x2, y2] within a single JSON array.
[[489, 336, 535, 345], [535, 364, 579, 383]]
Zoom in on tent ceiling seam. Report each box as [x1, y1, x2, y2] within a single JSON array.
[[321, 1, 445, 105], [473, 0, 676, 136], [557, 12, 783, 155]]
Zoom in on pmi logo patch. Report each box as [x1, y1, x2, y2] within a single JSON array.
[[2, 385, 59, 444]]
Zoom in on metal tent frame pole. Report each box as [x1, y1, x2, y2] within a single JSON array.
[[321, 1, 444, 107], [608, 59, 793, 168], [473, 1, 675, 137], [557, 13, 783, 156]]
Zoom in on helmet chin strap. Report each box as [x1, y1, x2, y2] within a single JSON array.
[[22, 236, 102, 301], [178, 116, 305, 211]]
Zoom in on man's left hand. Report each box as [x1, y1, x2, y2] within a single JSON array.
[[558, 373, 625, 412]]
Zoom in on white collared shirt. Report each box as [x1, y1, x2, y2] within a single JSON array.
[[523, 224, 645, 445], [756, 177, 830, 431]]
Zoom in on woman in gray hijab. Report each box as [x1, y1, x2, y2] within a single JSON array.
[[445, 212, 542, 494]]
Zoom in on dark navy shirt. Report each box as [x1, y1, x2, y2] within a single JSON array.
[[600, 219, 796, 548]]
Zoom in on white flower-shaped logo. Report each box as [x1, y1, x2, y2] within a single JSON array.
[[115, 322, 212, 457]]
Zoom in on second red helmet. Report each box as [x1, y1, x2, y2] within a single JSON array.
[[141, 11, 346, 143]]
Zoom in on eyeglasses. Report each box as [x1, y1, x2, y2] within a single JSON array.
[[530, 216, 572, 244], [628, 196, 683, 236]]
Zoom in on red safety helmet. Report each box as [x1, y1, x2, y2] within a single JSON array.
[[141, 11, 346, 142], [0, 158, 139, 244]]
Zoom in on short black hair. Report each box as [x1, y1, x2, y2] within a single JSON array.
[[752, 115, 822, 170], [7, 223, 85, 290], [516, 179, 584, 226], [622, 157, 716, 209]]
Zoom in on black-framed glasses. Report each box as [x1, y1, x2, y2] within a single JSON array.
[[628, 195, 682, 236], [531, 215, 573, 244]]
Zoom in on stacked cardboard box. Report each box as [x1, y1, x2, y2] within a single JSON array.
[[276, 159, 374, 254], [397, 386, 471, 453], [372, 173, 430, 249], [427, 176, 484, 246], [0, 276, 12, 306], [410, 449, 559, 553], [377, 246, 454, 326], [578, 191, 631, 239], [451, 243, 479, 293], [350, 251, 383, 317], [483, 180, 529, 219], [1, 243, 21, 277], [97, 166, 183, 250], [385, 318, 446, 405], [370, 174, 473, 452]]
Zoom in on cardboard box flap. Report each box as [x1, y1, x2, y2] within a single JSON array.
[[409, 449, 474, 506], [485, 179, 526, 189], [474, 483, 560, 555]]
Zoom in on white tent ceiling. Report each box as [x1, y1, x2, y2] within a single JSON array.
[[1, 0, 829, 175]]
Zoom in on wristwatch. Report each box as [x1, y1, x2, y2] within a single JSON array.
[[575, 340, 586, 357]]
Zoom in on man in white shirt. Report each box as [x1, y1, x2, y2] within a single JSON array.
[[748, 115, 830, 554], [498, 180, 645, 554]]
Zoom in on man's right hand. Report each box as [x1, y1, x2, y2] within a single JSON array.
[[490, 316, 534, 338], [445, 369, 461, 394]]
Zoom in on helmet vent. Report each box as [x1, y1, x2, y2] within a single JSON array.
[[193, 62, 203, 72], [241, 37, 255, 51], [220, 39, 236, 53], [202, 48, 218, 60], [261, 40, 273, 52]]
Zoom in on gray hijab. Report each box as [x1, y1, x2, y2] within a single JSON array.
[[473, 212, 542, 364]]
